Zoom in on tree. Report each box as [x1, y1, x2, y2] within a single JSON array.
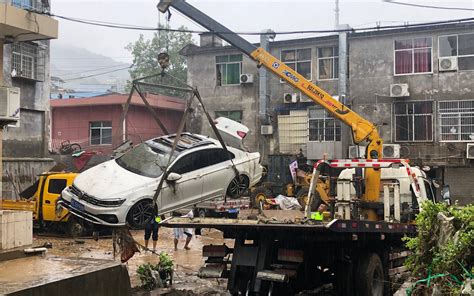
[[126, 24, 194, 94]]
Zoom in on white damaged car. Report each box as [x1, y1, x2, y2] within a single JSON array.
[[59, 133, 263, 228]]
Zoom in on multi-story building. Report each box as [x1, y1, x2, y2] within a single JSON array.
[[181, 21, 474, 204], [0, 0, 58, 199]]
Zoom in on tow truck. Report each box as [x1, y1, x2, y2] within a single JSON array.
[[156, 1, 445, 295]]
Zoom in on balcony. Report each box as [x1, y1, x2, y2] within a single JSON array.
[[0, 0, 58, 42]]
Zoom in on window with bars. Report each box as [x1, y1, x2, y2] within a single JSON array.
[[318, 46, 339, 80], [12, 42, 45, 81], [215, 110, 243, 123], [439, 33, 474, 71], [11, 0, 50, 13], [439, 100, 474, 142], [308, 107, 341, 142], [216, 54, 242, 86], [394, 37, 432, 75], [394, 101, 433, 142], [280, 48, 312, 81], [90, 122, 112, 145]]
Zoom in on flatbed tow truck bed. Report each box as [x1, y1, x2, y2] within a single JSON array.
[[161, 215, 414, 295]]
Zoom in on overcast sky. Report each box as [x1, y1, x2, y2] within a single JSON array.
[[52, 0, 474, 64]]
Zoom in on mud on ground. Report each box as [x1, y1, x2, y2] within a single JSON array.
[[34, 227, 231, 295]]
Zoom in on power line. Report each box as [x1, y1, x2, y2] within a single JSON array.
[[382, 1, 474, 11], [38, 10, 474, 35], [63, 66, 131, 82], [58, 64, 131, 77]]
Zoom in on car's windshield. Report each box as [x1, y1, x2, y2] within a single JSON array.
[[115, 141, 176, 178]]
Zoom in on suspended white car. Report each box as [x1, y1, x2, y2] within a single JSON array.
[[59, 132, 263, 228]]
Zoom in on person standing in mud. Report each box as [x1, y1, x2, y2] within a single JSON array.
[[144, 206, 162, 252], [173, 210, 194, 251]]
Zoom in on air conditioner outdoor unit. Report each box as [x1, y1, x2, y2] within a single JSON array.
[[466, 143, 474, 159], [439, 57, 458, 72], [390, 84, 409, 97], [382, 144, 400, 158], [240, 74, 254, 84], [348, 145, 366, 158], [261, 125, 273, 135], [283, 93, 299, 103], [0, 87, 20, 125]]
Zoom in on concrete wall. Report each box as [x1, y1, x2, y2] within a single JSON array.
[[0, 210, 32, 250], [2, 40, 51, 159], [1, 158, 54, 200]]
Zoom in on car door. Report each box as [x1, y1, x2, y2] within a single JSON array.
[[200, 148, 236, 200], [157, 150, 207, 213], [42, 176, 74, 222]]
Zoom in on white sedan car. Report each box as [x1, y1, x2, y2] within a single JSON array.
[[59, 133, 263, 228]]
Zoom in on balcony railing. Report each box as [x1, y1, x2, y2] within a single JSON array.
[[1, 0, 50, 13]]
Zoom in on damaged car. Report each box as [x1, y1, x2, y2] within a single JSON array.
[[59, 132, 263, 228]]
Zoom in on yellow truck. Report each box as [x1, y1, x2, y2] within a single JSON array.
[[0, 172, 86, 236]]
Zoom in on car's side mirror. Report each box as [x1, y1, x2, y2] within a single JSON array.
[[167, 172, 182, 182], [441, 185, 452, 205]]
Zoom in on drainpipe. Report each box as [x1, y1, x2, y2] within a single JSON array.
[[259, 29, 275, 124], [338, 24, 351, 156]]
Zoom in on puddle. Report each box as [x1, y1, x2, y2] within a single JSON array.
[[33, 227, 232, 294]]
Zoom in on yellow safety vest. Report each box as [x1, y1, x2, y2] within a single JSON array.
[[311, 212, 323, 221]]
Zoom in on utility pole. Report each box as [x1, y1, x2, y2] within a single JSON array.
[[335, 0, 340, 29]]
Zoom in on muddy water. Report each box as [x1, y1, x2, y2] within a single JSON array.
[[34, 227, 232, 294]]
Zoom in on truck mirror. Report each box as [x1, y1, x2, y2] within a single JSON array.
[[167, 172, 182, 182], [441, 185, 451, 205]]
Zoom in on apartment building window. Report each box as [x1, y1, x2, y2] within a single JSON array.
[[439, 33, 474, 71], [439, 100, 474, 142], [281, 48, 312, 81], [216, 54, 242, 86], [394, 101, 433, 142], [90, 122, 112, 145], [394, 37, 432, 75], [308, 107, 341, 141], [11, 0, 49, 12], [318, 46, 339, 80], [215, 110, 243, 123], [12, 42, 45, 81]]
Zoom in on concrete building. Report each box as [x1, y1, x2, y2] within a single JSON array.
[[50, 93, 185, 155], [0, 0, 58, 199], [181, 21, 474, 204]]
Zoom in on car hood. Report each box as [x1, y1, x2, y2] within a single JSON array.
[[73, 159, 158, 200]]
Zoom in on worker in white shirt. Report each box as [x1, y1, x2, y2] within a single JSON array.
[[173, 210, 194, 250]]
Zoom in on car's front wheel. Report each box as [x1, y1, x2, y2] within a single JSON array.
[[126, 199, 154, 229], [226, 175, 249, 199]]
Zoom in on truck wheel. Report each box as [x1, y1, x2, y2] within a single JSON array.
[[356, 253, 384, 296], [250, 186, 272, 208], [68, 216, 85, 237], [295, 188, 321, 211]]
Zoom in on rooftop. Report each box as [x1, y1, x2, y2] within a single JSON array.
[[50, 92, 185, 111]]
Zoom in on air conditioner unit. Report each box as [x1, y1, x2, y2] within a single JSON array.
[[261, 125, 273, 135], [283, 93, 299, 103], [0, 87, 20, 125], [382, 144, 400, 158], [240, 74, 254, 84], [390, 84, 409, 97], [439, 57, 458, 72], [466, 143, 474, 159], [348, 145, 366, 158]]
